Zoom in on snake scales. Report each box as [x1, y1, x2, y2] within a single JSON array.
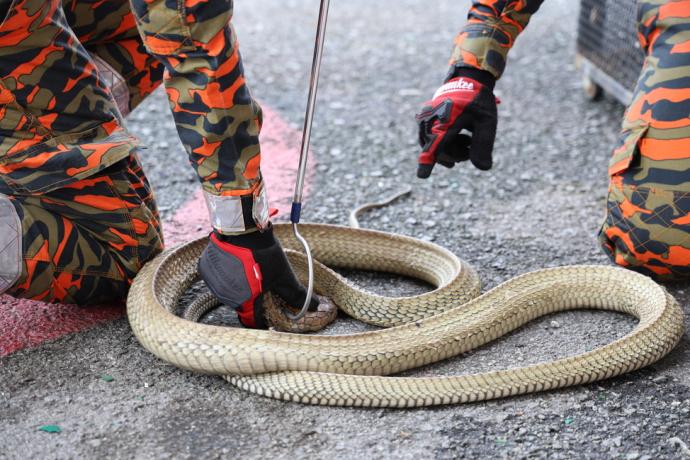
[[127, 223, 685, 407]]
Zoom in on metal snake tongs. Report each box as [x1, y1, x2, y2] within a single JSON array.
[[288, 0, 331, 321]]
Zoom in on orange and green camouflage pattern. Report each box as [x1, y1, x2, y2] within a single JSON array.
[[449, 0, 545, 79], [0, 0, 262, 303], [0, 0, 262, 198], [453, 0, 690, 278], [599, 0, 690, 279], [0, 0, 145, 196], [130, 0, 264, 197], [7, 154, 164, 305], [64, 0, 165, 112]]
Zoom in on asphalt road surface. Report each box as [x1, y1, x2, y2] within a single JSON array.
[[2, 1, 689, 459]]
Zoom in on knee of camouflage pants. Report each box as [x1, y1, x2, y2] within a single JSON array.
[[599, 1, 690, 279], [5, 154, 164, 305], [599, 175, 690, 279]]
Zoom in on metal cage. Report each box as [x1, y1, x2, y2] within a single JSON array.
[[576, 0, 645, 104]]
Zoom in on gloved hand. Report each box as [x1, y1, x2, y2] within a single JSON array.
[[198, 226, 319, 329], [416, 68, 498, 178]]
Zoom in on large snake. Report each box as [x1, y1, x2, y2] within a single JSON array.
[[127, 223, 685, 407]]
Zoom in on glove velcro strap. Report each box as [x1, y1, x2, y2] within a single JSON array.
[[204, 183, 270, 234]]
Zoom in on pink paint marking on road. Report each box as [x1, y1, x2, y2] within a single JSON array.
[[0, 106, 312, 357]]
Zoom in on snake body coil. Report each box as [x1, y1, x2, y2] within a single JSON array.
[[127, 223, 684, 407]]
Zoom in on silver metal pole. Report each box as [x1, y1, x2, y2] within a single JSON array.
[[288, 0, 331, 321]]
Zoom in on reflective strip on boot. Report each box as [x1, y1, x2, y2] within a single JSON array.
[[0, 195, 22, 293], [92, 54, 131, 118]]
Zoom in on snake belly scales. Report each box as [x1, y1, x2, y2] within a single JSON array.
[[126, 223, 685, 407]]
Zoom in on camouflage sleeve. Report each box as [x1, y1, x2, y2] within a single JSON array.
[[450, 0, 545, 79], [131, 0, 268, 234]]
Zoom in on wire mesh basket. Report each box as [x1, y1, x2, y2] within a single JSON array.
[[576, 0, 645, 104]]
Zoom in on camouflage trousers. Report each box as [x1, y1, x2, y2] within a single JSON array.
[[599, 0, 690, 279], [6, 154, 163, 304], [0, 0, 262, 304]]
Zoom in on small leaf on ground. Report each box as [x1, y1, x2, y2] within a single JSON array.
[[100, 374, 114, 382], [564, 417, 575, 425], [38, 425, 61, 433]]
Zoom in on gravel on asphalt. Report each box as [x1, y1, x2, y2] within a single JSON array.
[[1, 1, 688, 459]]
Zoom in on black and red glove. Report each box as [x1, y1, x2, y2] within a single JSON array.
[[416, 68, 498, 178], [198, 226, 319, 329]]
